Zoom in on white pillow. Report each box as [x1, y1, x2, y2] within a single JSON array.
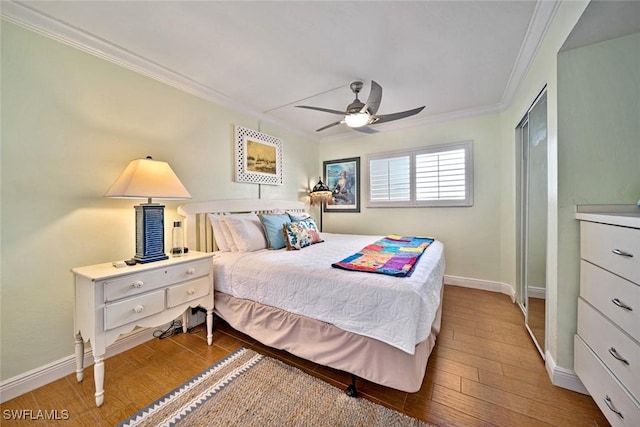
[[220, 213, 268, 252], [220, 219, 238, 251], [207, 213, 231, 252]]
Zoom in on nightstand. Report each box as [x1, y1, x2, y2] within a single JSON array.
[[72, 251, 214, 407]]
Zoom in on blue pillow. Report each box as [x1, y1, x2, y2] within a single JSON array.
[[287, 211, 311, 222], [259, 214, 291, 249]]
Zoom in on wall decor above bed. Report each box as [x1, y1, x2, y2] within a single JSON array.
[[234, 125, 283, 185], [324, 157, 360, 213]]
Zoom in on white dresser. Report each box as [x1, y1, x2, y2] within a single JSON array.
[[72, 251, 214, 407], [575, 207, 640, 426]]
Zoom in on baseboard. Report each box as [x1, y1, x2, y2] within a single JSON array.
[[527, 286, 546, 299], [545, 350, 589, 395], [444, 275, 516, 302], [0, 327, 159, 403]]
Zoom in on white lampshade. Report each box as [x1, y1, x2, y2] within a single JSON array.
[[104, 156, 191, 264], [344, 112, 370, 128], [104, 156, 191, 202]]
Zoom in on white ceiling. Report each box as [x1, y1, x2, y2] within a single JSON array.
[[2, 1, 637, 142]]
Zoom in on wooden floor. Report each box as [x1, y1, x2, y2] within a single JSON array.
[[1, 285, 609, 426], [527, 296, 546, 354]]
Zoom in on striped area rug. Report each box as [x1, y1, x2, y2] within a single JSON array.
[[119, 347, 433, 427]]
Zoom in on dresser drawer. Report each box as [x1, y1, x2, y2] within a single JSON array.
[[104, 290, 165, 330], [581, 221, 640, 285], [581, 260, 640, 342], [163, 259, 212, 285], [575, 335, 640, 426], [103, 269, 169, 302], [103, 258, 211, 302], [166, 276, 211, 308], [578, 298, 640, 400]]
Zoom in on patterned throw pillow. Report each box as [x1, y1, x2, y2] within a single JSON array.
[[297, 217, 319, 231], [282, 221, 323, 250]]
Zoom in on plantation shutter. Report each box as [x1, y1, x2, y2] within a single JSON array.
[[369, 155, 411, 202], [415, 148, 467, 201], [366, 141, 473, 207]]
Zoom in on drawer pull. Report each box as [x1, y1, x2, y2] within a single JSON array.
[[604, 395, 624, 419], [612, 248, 633, 258], [608, 347, 630, 365], [133, 305, 144, 314], [186, 268, 196, 275], [132, 281, 144, 289], [612, 298, 633, 311], [187, 288, 196, 295]]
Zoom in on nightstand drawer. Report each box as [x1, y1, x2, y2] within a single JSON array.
[[581, 221, 640, 285], [166, 276, 210, 308], [104, 290, 165, 330], [580, 260, 639, 342], [102, 259, 211, 302], [103, 270, 171, 302], [575, 335, 640, 427], [163, 259, 212, 285], [578, 298, 640, 400]]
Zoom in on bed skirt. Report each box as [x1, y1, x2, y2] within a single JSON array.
[[213, 288, 443, 393]]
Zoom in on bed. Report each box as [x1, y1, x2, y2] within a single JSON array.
[[177, 199, 445, 394]]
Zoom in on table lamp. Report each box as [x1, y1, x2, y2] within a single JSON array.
[[104, 156, 191, 263], [309, 177, 333, 232]]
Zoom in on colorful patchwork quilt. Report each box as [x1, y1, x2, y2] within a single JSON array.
[[331, 234, 434, 277]]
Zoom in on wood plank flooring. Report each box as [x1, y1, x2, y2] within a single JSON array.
[[527, 297, 546, 353], [0, 285, 610, 426]]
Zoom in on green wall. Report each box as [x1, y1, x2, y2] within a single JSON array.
[[556, 32, 640, 367], [0, 22, 317, 381], [319, 113, 503, 283]]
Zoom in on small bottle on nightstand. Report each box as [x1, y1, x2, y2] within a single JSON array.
[[171, 221, 184, 257]]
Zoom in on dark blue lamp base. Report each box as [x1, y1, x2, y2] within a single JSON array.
[[133, 204, 169, 263]]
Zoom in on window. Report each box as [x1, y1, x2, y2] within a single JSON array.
[[366, 141, 473, 207]]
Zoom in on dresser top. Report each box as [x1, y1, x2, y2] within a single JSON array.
[[576, 204, 640, 228], [72, 251, 214, 281]]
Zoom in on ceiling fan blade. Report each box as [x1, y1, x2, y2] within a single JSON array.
[[316, 121, 343, 132], [373, 106, 425, 125], [352, 125, 378, 134], [362, 80, 383, 115], [296, 105, 346, 115]]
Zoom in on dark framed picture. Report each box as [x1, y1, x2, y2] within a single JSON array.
[[323, 157, 360, 212]]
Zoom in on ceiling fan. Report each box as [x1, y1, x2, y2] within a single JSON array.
[[296, 80, 425, 133]]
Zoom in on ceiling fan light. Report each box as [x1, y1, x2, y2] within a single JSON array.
[[344, 112, 370, 128]]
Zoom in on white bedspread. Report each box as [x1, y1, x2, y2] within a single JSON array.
[[212, 233, 445, 354]]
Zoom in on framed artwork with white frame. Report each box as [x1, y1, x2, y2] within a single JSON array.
[[234, 125, 283, 185]]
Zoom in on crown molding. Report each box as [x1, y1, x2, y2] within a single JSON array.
[[501, 0, 560, 107], [1, 0, 557, 143], [0, 1, 320, 143]]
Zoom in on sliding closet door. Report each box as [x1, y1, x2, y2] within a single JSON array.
[[517, 89, 547, 358]]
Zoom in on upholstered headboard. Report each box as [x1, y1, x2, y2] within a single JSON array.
[[177, 199, 307, 252]]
